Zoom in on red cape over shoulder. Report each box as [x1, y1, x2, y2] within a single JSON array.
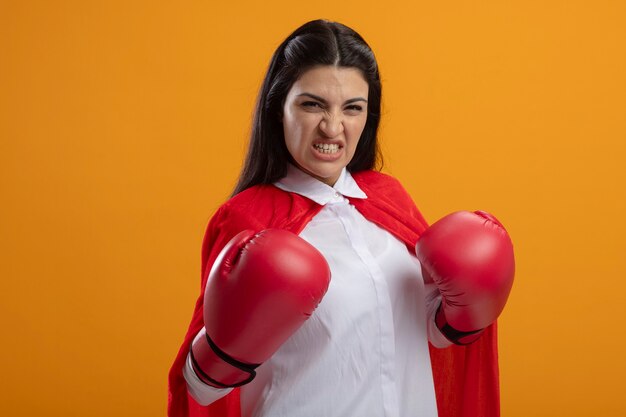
[[168, 170, 500, 417]]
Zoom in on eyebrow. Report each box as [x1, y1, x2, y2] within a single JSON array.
[[297, 92, 368, 105]]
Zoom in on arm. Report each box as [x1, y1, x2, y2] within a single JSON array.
[[187, 229, 331, 399]]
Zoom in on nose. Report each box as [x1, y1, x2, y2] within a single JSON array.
[[319, 112, 344, 138]]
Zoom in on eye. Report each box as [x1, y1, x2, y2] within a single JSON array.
[[344, 104, 364, 114], [301, 101, 322, 109]]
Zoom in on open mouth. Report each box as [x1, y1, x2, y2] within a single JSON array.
[[313, 143, 341, 154]]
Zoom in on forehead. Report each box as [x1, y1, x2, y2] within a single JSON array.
[[289, 66, 369, 98]]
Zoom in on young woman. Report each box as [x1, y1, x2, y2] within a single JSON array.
[[168, 19, 514, 417]]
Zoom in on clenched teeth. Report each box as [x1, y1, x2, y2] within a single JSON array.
[[313, 143, 340, 154]]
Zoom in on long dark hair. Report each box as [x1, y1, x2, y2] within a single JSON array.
[[232, 19, 383, 196]]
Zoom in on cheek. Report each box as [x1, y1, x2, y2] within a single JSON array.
[[346, 118, 368, 147], [284, 115, 316, 148], [283, 118, 306, 157]]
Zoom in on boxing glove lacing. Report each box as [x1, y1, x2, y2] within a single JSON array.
[[189, 332, 261, 388], [435, 303, 484, 346]]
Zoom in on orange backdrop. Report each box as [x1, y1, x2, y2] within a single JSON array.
[[1, 1, 625, 416]]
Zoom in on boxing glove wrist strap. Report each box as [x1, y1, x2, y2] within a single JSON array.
[[189, 332, 261, 388], [435, 303, 484, 345]]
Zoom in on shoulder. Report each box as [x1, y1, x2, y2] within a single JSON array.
[[201, 184, 322, 276], [350, 169, 429, 234], [222, 184, 285, 215], [209, 185, 285, 231], [351, 170, 414, 206], [351, 169, 404, 189], [211, 183, 322, 232]]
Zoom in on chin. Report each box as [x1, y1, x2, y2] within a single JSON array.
[[310, 168, 342, 185], [298, 159, 346, 185]]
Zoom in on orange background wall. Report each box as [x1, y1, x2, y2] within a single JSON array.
[[1, 1, 625, 416]]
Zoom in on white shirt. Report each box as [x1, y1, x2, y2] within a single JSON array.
[[184, 165, 451, 416]]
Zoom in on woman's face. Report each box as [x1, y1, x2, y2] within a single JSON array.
[[282, 65, 369, 186]]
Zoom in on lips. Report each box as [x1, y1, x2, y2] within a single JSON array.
[[313, 143, 341, 154]]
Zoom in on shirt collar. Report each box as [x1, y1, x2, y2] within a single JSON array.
[[274, 164, 368, 205]]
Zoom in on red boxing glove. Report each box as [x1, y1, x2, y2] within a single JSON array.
[[416, 211, 515, 345], [190, 229, 331, 388]]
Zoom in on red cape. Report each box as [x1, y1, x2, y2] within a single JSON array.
[[168, 170, 500, 417]]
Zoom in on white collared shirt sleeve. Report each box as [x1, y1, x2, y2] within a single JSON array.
[[424, 281, 453, 349], [183, 329, 233, 406]]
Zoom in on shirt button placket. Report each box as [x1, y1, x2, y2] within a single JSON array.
[[331, 203, 400, 417]]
